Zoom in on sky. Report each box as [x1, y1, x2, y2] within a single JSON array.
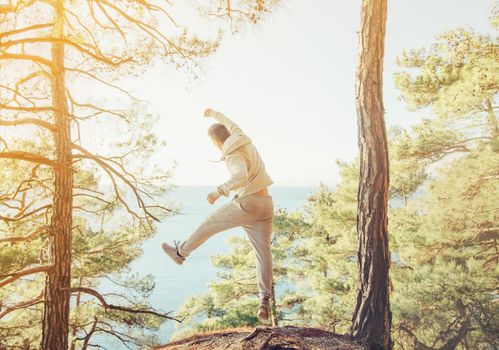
[[124, 0, 495, 187]]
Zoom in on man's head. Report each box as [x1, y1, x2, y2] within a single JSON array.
[[208, 123, 230, 150]]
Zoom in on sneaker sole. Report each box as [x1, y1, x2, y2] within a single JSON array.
[[162, 244, 185, 265]]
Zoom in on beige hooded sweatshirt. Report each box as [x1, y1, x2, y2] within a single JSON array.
[[207, 110, 274, 198]]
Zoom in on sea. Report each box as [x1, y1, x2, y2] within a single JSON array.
[[94, 185, 320, 348]]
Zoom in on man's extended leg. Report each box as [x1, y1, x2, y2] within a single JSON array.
[[177, 197, 255, 258], [243, 216, 274, 302]]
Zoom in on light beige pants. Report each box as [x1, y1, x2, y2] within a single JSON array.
[[177, 192, 275, 301]]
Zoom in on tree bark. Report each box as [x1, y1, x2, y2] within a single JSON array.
[[41, 1, 74, 349], [349, 0, 392, 349]]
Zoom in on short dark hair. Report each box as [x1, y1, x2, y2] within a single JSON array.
[[208, 123, 230, 143]]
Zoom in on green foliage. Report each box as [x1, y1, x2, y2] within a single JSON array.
[[174, 296, 259, 341], [388, 126, 428, 204], [0, 129, 177, 349], [394, 23, 498, 165], [394, 28, 497, 119], [390, 143, 498, 349]]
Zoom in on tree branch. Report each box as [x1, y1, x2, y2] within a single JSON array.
[[0, 291, 44, 319], [0, 151, 58, 167], [0, 53, 57, 71], [0, 265, 51, 288], [63, 287, 180, 322], [0, 204, 52, 223], [0, 5, 14, 14], [65, 68, 141, 101], [0, 103, 56, 112], [72, 144, 162, 222], [0, 37, 133, 67], [94, 0, 186, 58], [398, 325, 434, 350], [0, 225, 50, 244], [0, 23, 54, 38], [0, 118, 56, 131]]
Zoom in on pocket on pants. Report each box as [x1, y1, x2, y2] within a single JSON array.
[[238, 196, 257, 214], [238, 195, 272, 217]]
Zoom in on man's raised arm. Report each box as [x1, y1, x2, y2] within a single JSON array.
[[204, 108, 244, 135]]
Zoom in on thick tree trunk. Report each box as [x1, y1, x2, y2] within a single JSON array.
[[41, 1, 73, 349], [349, 0, 392, 349]]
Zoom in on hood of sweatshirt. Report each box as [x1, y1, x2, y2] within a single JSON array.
[[216, 132, 252, 161]]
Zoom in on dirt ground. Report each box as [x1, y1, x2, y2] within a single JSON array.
[[154, 325, 367, 350]]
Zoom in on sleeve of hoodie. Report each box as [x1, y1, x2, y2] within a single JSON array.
[[206, 110, 244, 135], [216, 155, 249, 197]]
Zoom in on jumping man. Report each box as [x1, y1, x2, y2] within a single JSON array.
[[161, 108, 275, 322]]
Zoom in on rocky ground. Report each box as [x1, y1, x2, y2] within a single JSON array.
[[154, 325, 367, 350]]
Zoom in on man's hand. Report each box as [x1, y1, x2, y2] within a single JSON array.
[[207, 190, 221, 205], [204, 108, 215, 118]]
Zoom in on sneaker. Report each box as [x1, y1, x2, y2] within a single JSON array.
[[257, 299, 270, 322], [162, 240, 186, 265]]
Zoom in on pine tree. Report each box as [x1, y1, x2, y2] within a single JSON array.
[[387, 10, 499, 349], [1, 1, 284, 348], [349, 0, 392, 348], [394, 18, 498, 163], [0, 1, 214, 348]]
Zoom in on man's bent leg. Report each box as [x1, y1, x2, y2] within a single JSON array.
[[243, 217, 274, 301], [178, 198, 254, 257]]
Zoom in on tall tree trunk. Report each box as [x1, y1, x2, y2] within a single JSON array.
[[349, 0, 392, 349], [41, 1, 73, 349]]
